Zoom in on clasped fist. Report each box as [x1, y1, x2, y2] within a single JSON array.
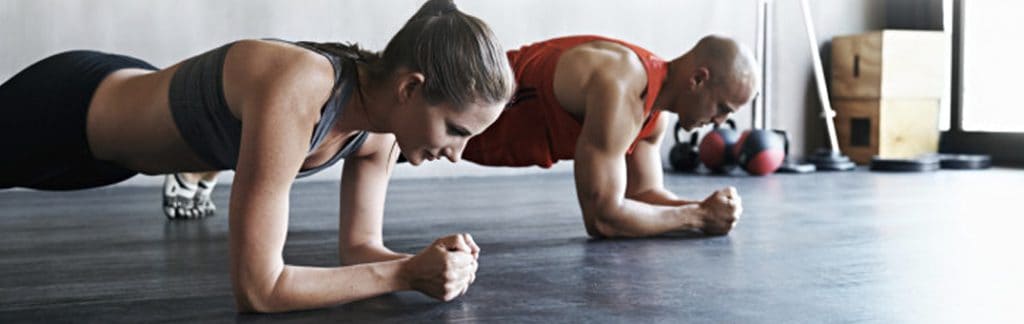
[[402, 233, 480, 301], [698, 187, 743, 236]]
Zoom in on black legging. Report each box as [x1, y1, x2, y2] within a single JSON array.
[[0, 50, 157, 190]]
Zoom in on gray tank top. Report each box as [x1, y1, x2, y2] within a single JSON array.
[[168, 40, 368, 178]]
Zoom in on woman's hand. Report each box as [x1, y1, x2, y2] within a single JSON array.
[[400, 233, 480, 301]]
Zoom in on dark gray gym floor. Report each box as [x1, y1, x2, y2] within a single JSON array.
[[1, 169, 1022, 323]]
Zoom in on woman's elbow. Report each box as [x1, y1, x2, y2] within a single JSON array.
[[231, 269, 286, 313], [233, 282, 277, 313]]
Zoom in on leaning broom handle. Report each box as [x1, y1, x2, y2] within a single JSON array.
[[799, 0, 841, 152]]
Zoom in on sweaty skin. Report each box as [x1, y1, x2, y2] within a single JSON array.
[[550, 39, 755, 238], [88, 39, 492, 312]]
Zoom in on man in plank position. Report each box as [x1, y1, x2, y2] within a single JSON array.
[[462, 35, 759, 238]]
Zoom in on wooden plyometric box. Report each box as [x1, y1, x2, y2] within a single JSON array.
[[831, 30, 948, 99], [834, 98, 940, 164]]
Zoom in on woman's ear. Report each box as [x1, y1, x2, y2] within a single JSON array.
[[396, 72, 426, 104]]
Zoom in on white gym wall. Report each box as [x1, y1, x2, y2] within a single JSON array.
[[0, 0, 884, 185]]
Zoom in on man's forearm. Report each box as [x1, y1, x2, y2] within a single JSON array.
[[629, 188, 699, 206], [586, 198, 705, 238]]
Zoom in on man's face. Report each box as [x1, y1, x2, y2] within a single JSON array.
[[673, 74, 755, 131]]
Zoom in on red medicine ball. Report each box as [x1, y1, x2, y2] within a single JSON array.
[[733, 130, 786, 176], [699, 128, 740, 173]]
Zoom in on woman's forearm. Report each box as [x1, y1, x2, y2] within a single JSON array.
[[340, 243, 412, 266], [238, 259, 409, 313]]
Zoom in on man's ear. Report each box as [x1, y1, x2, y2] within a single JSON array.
[[396, 72, 426, 104], [690, 67, 710, 91]]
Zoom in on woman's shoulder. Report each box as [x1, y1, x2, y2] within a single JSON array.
[[227, 39, 333, 80], [355, 132, 396, 159], [223, 40, 335, 104]]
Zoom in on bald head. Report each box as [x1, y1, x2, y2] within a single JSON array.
[[660, 35, 761, 130], [686, 35, 760, 101]]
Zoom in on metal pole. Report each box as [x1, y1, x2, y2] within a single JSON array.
[[762, 0, 773, 129], [752, 0, 767, 129], [799, 0, 841, 151]]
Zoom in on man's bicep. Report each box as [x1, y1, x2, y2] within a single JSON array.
[[625, 116, 669, 197], [574, 78, 640, 208], [573, 134, 628, 213]]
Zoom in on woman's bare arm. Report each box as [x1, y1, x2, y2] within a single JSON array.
[[224, 41, 410, 313], [338, 134, 412, 265]]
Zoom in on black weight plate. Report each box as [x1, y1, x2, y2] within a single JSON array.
[[870, 155, 940, 172], [938, 154, 992, 170]]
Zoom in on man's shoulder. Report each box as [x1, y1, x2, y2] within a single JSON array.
[[562, 41, 646, 81], [555, 41, 647, 108]]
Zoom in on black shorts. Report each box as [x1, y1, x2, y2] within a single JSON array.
[[0, 50, 157, 190]]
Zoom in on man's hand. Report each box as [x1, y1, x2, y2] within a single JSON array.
[[400, 233, 480, 301], [697, 187, 743, 235]]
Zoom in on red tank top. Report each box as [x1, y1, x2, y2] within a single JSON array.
[[463, 35, 667, 168]]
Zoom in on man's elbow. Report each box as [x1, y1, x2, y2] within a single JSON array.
[[583, 207, 628, 238]]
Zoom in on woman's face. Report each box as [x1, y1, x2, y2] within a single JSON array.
[[389, 89, 503, 166]]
